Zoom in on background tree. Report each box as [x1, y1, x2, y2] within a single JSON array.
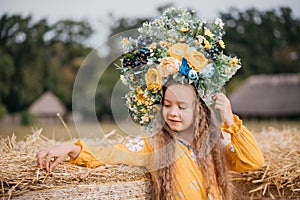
[[0, 14, 93, 115], [220, 7, 300, 91], [0, 6, 299, 121]]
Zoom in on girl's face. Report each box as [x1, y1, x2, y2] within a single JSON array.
[[162, 84, 196, 133]]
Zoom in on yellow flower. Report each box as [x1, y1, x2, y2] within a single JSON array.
[[186, 49, 208, 72], [179, 37, 186, 42], [159, 41, 171, 48], [204, 29, 214, 38], [136, 86, 144, 94], [121, 37, 129, 45], [219, 40, 225, 49], [194, 40, 201, 46], [141, 108, 147, 113], [149, 42, 157, 50], [157, 57, 180, 77], [136, 86, 145, 104], [229, 57, 239, 66], [203, 39, 212, 49], [167, 43, 208, 72], [180, 27, 189, 32], [167, 43, 189, 60], [145, 68, 162, 93]]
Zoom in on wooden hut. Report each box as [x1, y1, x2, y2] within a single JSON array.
[[229, 73, 300, 118], [29, 91, 67, 122]]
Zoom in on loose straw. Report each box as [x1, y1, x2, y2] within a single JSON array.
[[56, 113, 72, 140]]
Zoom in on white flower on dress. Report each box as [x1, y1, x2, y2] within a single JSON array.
[[125, 137, 145, 152]]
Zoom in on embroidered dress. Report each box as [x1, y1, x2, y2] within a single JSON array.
[[70, 115, 264, 199]]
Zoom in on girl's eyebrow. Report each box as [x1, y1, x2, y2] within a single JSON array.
[[164, 98, 192, 105]]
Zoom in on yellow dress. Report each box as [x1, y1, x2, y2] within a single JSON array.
[[70, 115, 265, 199]]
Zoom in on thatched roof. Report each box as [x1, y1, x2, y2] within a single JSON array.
[[29, 91, 66, 116], [229, 73, 300, 117]]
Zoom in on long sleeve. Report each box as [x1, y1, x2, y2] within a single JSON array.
[[222, 114, 265, 172], [70, 136, 152, 168]]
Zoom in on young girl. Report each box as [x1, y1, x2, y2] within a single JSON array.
[[36, 8, 265, 200], [36, 83, 264, 199]]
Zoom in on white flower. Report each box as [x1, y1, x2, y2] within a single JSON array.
[[120, 75, 127, 84], [125, 137, 145, 152], [215, 18, 225, 29], [140, 115, 150, 124], [199, 63, 215, 78], [196, 35, 205, 44], [188, 69, 198, 80]]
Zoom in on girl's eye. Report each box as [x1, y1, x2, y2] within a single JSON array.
[[164, 104, 171, 107]]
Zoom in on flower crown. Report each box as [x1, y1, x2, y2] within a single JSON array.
[[118, 7, 241, 127]]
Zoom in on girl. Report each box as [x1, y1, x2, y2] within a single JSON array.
[[37, 8, 265, 199], [36, 82, 264, 199]]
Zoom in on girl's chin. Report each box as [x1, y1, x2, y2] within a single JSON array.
[[167, 123, 182, 132]]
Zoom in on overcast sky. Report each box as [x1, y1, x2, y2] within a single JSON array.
[[1, 0, 299, 46]]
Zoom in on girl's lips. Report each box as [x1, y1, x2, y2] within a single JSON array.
[[168, 119, 181, 123]]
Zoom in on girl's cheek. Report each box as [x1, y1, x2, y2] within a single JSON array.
[[162, 109, 168, 118]]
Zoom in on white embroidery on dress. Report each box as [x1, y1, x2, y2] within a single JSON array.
[[125, 137, 145, 152], [220, 131, 231, 147], [190, 150, 197, 162]]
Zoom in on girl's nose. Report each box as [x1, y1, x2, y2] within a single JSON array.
[[169, 106, 180, 117]]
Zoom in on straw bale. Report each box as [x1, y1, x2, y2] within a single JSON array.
[[232, 127, 300, 199], [0, 128, 151, 199], [1, 127, 299, 199]]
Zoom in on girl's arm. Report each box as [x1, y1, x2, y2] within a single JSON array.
[[70, 137, 151, 168], [214, 93, 265, 172], [37, 135, 151, 171]]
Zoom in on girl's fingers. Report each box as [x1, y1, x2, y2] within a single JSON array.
[[49, 157, 64, 172], [36, 150, 47, 168], [45, 153, 54, 172]]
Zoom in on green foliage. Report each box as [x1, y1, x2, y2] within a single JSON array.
[[20, 110, 34, 126], [0, 14, 93, 113], [217, 7, 300, 92], [0, 102, 7, 119], [220, 7, 300, 77], [0, 6, 299, 120]]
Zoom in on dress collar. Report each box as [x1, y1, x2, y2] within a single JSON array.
[[177, 138, 192, 149]]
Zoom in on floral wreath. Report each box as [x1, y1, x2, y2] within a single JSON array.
[[117, 7, 241, 127]]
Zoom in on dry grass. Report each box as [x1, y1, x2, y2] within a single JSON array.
[[0, 128, 151, 200], [232, 127, 300, 199], [0, 126, 299, 199]]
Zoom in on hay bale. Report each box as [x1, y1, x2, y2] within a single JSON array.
[[232, 127, 300, 199], [1, 127, 299, 199], [0, 128, 151, 199]]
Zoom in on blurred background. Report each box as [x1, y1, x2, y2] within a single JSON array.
[[0, 0, 299, 139]]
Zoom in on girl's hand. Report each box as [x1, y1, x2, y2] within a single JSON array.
[[36, 144, 81, 172], [213, 93, 234, 127]]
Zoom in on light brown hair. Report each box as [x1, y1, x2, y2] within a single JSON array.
[[150, 82, 233, 200]]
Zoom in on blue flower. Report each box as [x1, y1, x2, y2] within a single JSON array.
[[179, 58, 190, 76], [188, 70, 198, 80]]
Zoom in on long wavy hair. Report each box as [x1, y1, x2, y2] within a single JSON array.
[[150, 82, 233, 200]]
